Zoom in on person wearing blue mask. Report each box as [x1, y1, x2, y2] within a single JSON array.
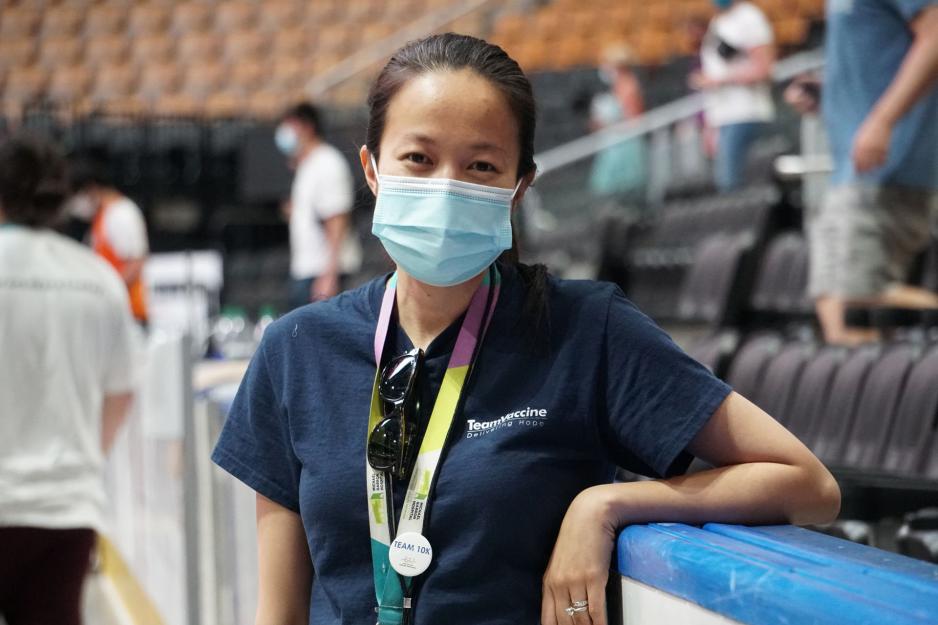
[[690, 0, 777, 191], [275, 102, 362, 308], [212, 34, 840, 625]]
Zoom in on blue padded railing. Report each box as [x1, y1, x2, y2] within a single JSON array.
[[616, 523, 938, 625]]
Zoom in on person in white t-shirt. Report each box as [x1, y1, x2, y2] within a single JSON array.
[[68, 159, 150, 324], [691, 0, 777, 191], [275, 102, 361, 309], [0, 136, 138, 625]]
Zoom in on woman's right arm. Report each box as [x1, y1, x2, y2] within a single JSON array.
[[256, 493, 312, 625]]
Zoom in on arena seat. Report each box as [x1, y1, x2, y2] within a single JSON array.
[[841, 344, 918, 470], [127, 4, 170, 36], [132, 34, 175, 67], [812, 346, 879, 466], [170, 2, 214, 36], [85, 35, 130, 69], [685, 330, 740, 378], [783, 346, 847, 447], [40, 5, 84, 39], [881, 344, 938, 475], [0, 6, 42, 38], [724, 333, 783, 402], [750, 232, 811, 318], [37, 36, 83, 70], [84, 5, 126, 37], [676, 232, 754, 326], [751, 341, 815, 427]]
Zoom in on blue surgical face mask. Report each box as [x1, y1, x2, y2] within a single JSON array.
[[370, 154, 521, 287], [713, 0, 733, 8], [275, 124, 299, 156]]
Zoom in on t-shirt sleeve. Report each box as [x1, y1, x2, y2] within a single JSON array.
[[211, 338, 302, 512], [103, 199, 149, 260], [312, 153, 354, 221], [599, 288, 732, 478], [888, 0, 937, 21]]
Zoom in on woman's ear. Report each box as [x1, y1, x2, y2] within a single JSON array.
[[511, 170, 537, 211], [360, 145, 377, 196]]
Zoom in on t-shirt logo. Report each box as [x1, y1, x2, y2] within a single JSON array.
[[465, 407, 548, 439]]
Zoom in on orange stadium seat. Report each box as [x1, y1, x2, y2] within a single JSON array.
[[159, 93, 201, 117], [85, 35, 130, 68], [271, 27, 313, 60], [204, 90, 244, 118], [127, 4, 170, 35], [180, 62, 229, 101], [40, 5, 85, 38], [132, 34, 175, 66], [259, 1, 305, 32], [84, 5, 126, 37], [0, 6, 42, 38], [223, 31, 270, 63], [229, 60, 267, 92], [37, 36, 84, 69], [170, 2, 214, 35], [316, 26, 352, 56], [0, 39, 38, 74], [89, 63, 138, 105], [774, 17, 809, 46], [47, 65, 93, 104], [215, 1, 258, 33], [177, 32, 223, 60], [137, 62, 180, 104], [267, 58, 306, 93], [4, 67, 49, 107], [634, 29, 673, 65]]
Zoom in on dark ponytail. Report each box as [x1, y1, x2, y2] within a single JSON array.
[[365, 33, 550, 341]]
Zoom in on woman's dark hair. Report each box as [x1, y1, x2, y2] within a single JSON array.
[[365, 33, 549, 340], [0, 135, 68, 228]]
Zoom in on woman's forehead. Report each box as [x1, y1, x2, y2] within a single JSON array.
[[383, 70, 519, 153]]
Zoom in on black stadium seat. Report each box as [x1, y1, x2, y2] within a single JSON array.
[[724, 333, 783, 402], [750, 232, 810, 317], [812, 346, 879, 466], [783, 346, 848, 448], [676, 232, 753, 326], [685, 331, 740, 378], [881, 344, 938, 475], [751, 341, 816, 427], [842, 344, 918, 470]]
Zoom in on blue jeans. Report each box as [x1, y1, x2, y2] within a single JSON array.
[[715, 122, 765, 192]]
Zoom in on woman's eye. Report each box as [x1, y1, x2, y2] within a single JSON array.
[[470, 161, 497, 173], [405, 153, 430, 165]]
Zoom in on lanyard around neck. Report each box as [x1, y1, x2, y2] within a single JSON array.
[[366, 265, 500, 625]]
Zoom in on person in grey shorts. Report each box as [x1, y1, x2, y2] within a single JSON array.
[[809, 0, 938, 345]]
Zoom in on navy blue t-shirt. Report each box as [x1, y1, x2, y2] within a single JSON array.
[[211, 263, 731, 625]]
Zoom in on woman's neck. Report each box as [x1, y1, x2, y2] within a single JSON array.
[[395, 271, 485, 351]]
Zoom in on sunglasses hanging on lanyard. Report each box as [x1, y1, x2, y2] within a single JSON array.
[[366, 265, 500, 625]]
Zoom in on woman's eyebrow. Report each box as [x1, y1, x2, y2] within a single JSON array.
[[400, 133, 507, 155]]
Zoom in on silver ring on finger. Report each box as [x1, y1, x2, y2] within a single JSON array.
[[564, 605, 589, 617]]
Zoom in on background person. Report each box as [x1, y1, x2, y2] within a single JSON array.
[[275, 102, 361, 308], [0, 135, 139, 625], [70, 159, 150, 325], [211, 34, 839, 625], [691, 0, 777, 192], [589, 43, 647, 208], [809, 0, 938, 345]]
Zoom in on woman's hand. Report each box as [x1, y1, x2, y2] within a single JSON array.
[[541, 485, 617, 625]]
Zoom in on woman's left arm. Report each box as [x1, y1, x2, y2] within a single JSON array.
[[541, 391, 841, 625]]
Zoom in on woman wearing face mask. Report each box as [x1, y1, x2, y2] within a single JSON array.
[[212, 34, 839, 625], [690, 0, 777, 192]]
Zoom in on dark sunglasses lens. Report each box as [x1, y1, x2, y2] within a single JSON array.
[[367, 418, 403, 472], [379, 354, 418, 403]]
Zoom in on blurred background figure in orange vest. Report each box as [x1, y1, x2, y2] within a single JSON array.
[[67, 159, 150, 325]]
